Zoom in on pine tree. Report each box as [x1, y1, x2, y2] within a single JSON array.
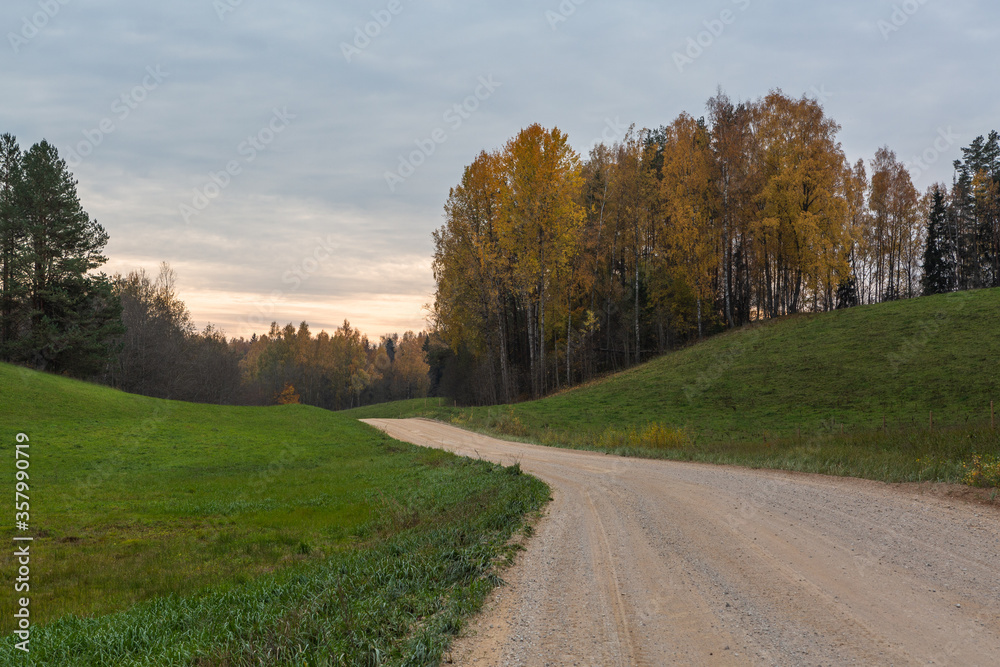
[[0, 134, 27, 355], [951, 132, 1000, 289], [5, 139, 121, 374], [922, 186, 956, 296]]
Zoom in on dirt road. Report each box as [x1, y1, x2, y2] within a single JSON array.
[[362, 418, 1000, 666]]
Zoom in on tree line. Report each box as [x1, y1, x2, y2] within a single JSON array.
[[5, 109, 996, 411], [0, 133, 429, 409], [922, 131, 1000, 295], [431, 90, 1000, 404], [109, 264, 431, 409]]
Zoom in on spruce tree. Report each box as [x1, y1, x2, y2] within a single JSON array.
[[835, 277, 859, 309], [922, 186, 957, 296], [951, 132, 1000, 289]]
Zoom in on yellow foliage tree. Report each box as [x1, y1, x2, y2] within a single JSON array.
[[658, 113, 718, 338], [500, 124, 585, 395], [751, 91, 851, 316], [275, 382, 300, 405]]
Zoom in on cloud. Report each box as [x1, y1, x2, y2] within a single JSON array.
[[2, 0, 997, 336]]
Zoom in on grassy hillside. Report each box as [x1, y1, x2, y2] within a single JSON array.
[[351, 289, 1000, 485], [515, 288, 1000, 437], [0, 363, 547, 665]]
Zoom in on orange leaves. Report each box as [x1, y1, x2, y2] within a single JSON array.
[[435, 125, 584, 346], [431, 93, 931, 399], [275, 382, 300, 405], [500, 124, 585, 292], [658, 113, 717, 302], [744, 91, 852, 311]]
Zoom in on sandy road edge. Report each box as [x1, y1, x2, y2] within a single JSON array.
[[387, 417, 1000, 513], [441, 493, 556, 666], [362, 417, 1000, 666], [361, 418, 558, 665]]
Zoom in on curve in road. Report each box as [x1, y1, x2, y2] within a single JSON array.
[[362, 418, 1000, 666]]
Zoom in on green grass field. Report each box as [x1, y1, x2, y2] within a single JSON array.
[[350, 289, 1000, 487], [0, 363, 548, 665]]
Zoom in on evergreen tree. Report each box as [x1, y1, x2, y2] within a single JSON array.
[[0, 134, 28, 355], [1, 139, 121, 374], [835, 278, 859, 309], [922, 186, 957, 296], [951, 132, 1000, 289]]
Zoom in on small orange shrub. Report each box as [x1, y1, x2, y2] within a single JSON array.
[[275, 382, 301, 405]]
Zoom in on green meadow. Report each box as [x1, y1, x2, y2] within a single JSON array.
[[0, 363, 547, 665]]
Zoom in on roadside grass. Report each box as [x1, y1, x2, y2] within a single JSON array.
[[455, 411, 1000, 485], [346, 398, 455, 422], [347, 289, 1000, 487], [0, 363, 548, 665]]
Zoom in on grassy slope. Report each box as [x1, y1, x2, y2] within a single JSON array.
[[518, 289, 1000, 437], [350, 289, 1000, 484], [0, 364, 548, 665]]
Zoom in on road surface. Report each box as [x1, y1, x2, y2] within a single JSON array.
[[362, 418, 1000, 666]]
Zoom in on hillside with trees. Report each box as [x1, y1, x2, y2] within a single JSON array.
[[2, 94, 998, 410], [430, 91, 1000, 405]]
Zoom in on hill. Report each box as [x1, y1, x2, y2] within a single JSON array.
[[516, 288, 1000, 437], [0, 363, 546, 665], [351, 290, 1000, 485]]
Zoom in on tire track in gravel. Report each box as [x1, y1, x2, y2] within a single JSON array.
[[362, 418, 1000, 666]]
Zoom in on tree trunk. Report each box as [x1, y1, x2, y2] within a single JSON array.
[[634, 251, 640, 365], [566, 304, 572, 387], [526, 301, 537, 396], [539, 286, 546, 396], [723, 228, 734, 328], [697, 297, 703, 340]]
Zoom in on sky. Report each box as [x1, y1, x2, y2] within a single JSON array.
[[1, 0, 996, 340]]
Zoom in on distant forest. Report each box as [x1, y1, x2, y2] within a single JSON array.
[[2, 88, 998, 409], [432, 90, 1000, 404], [0, 133, 428, 409]]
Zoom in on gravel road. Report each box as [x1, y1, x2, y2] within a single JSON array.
[[362, 418, 1000, 666]]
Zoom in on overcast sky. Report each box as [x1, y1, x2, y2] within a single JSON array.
[[2, 0, 996, 339]]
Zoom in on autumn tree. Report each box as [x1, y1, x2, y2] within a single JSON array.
[[426, 96, 990, 404], [500, 124, 585, 396], [434, 150, 514, 403], [275, 382, 301, 404], [867, 146, 923, 301], [657, 113, 718, 338], [842, 158, 870, 306], [391, 331, 431, 399], [751, 91, 851, 316], [706, 92, 760, 327]]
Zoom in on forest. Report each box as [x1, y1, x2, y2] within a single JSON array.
[[431, 90, 1000, 404], [0, 133, 429, 409], [2, 89, 998, 409]]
